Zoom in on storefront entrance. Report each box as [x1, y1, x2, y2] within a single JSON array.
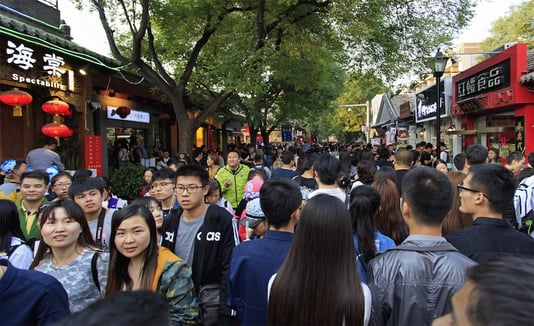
[[475, 113, 516, 160]]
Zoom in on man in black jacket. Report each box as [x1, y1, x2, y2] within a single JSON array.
[[161, 164, 239, 325], [446, 164, 534, 263]]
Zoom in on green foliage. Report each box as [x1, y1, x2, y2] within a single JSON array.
[[57, 137, 82, 170], [481, 0, 534, 51], [109, 164, 145, 201]]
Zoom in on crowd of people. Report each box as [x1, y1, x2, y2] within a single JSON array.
[[1, 139, 534, 325]]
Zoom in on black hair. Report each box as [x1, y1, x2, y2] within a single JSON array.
[[528, 151, 534, 167], [466, 144, 489, 165], [54, 290, 170, 326], [0, 199, 26, 250], [402, 167, 452, 225], [314, 154, 340, 185], [68, 177, 104, 198], [72, 168, 92, 181], [151, 168, 176, 183], [395, 149, 413, 166], [468, 164, 516, 214], [260, 178, 302, 229], [349, 186, 381, 263], [465, 257, 534, 326], [281, 151, 294, 165], [507, 151, 524, 164], [44, 137, 58, 146], [20, 170, 49, 185], [175, 164, 209, 186], [454, 152, 467, 171]]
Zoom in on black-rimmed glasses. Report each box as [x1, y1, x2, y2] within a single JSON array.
[[457, 184, 491, 201], [175, 185, 204, 194]]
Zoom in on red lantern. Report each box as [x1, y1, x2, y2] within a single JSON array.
[[159, 113, 171, 120], [111, 106, 131, 119], [0, 88, 32, 117], [41, 123, 73, 138], [42, 98, 70, 116]]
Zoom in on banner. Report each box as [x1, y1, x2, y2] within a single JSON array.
[[85, 135, 103, 176]]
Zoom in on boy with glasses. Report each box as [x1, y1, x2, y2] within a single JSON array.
[[161, 164, 239, 325], [446, 164, 534, 263], [151, 168, 180, 219]]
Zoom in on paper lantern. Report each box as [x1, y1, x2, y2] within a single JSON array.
[[42, 98, 70, 116], [0, 88, 32, 116], [41, 123, 73, 138], [159, 113, 171, 120], [111, 106, 131, 119]]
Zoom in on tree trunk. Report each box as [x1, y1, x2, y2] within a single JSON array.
[[177, 118, 195, 155]]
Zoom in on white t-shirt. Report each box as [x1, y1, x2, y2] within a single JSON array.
[[267, 273, 372, 326]]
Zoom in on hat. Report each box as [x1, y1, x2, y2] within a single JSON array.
[[1, 160, 16, 176], [243, 178, 263, 200], [240, 198, 266, 228]]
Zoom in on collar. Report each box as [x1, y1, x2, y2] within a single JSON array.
[[472, 217, 511, 227], [405, 234, 446, 242], [263, 230, 293, 241], [21, 200, 41, 215]]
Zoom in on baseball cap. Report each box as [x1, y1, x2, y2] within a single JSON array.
[[240, 198, 266, 228], [1, 160, 16, 176], [243, 178, 263, 200]]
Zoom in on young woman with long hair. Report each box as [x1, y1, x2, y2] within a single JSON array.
[[30, 200, 108, 312], [207, 152, 221, 180], [442, 172, 473, 235], [0, 199, 33, 268], [106, 204, 198, 325], [268, 194, 371, 325], [349, 186, 395, 283], [372, 178, 408, 245]]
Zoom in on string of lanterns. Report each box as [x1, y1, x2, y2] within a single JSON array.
[[41, 97, 73, 138]]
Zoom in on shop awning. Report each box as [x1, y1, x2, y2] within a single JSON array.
[[371, 93, 400, 128]]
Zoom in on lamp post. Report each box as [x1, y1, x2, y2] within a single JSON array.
[[433, 50, 449, 158]]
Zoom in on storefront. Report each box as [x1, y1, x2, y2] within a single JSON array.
[[451, 43, 534, 159]]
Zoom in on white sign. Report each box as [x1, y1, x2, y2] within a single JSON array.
[[6, 40, 68, 90], [106, 106, 150, 124]]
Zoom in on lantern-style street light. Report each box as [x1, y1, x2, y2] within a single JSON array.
[[433, 50, 449, 158]]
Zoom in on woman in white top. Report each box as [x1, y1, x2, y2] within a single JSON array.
[[31, 200, 108, 312], [268, 194, 371, 325], [0, 199, 33, 268]]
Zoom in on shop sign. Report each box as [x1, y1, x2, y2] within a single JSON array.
[[456, 59, 510, 102], [5, 39, 69, 90], [85, 135, 103, 176], [515, 116, 525, 153], [281, 125, 292, 142], [106, 106, 150, 123], [415, 80, 445, 123]]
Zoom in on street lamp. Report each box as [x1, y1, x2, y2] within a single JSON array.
[[433, 50, 449, 158]]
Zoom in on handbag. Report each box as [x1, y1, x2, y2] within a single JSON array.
[[198, 283, 221, 326]]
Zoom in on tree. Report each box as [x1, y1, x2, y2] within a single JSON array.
[[481, 0, 534, 51], [77, 0, 477, 153]]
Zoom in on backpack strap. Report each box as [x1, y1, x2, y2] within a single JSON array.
[[6, 244, 22, 257], [91, 252, 101, 292]]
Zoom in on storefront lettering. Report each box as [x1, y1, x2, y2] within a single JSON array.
[[456, 60, 510, 101], [6, 40, 67, 77], [11, 73, 64, 89]]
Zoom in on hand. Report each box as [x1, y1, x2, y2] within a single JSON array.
[[224, 179, 232, 187]]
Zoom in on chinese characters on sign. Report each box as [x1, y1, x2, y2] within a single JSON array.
[[85, 135, 103, 176], [515, 116, 525, 153], [7, 40, 66, 76], [5, 39, 69, 90], [456, 59, 511, 102]]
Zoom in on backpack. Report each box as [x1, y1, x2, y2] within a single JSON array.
[[513, 175, 534, 236]]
